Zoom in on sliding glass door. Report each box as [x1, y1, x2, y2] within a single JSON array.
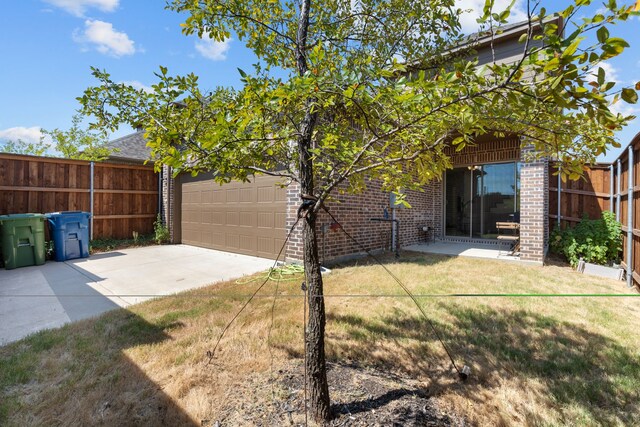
[[445, 162, 520, 239]]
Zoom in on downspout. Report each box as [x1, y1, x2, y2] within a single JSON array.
[[609, 164, 614, 214], [616, 159, 622, 222], [627, 146, 634, 288], [158, 167, 162, 220], [391, 206, 396, 252], [90, 161, 94, 240], [557, 165, 561, 227]]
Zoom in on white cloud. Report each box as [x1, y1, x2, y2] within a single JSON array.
[[0, 126, 44, 144], [120, 80, 153, 93], [456, 0, 528, 34], [73, 20, 136, 57], [195, 35, 232, 61], [587, 62, 621, 84], [610, 99, 640, 118], [43, 0, 119, 17]]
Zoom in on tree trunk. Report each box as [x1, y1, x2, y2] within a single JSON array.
[[303, 212, 331, 422], [295, 0, 331, 422], [298, 95, 331, 424], [298, 102, 331, 421]]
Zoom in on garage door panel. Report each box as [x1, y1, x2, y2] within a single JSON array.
[[226, 188, 238, 202], [201, 190, 213, 203], [257, 212, 274, 228], [238, 211, 255, 227], [212, 211, 225, 225], [181, 175, 287, 259], [212, 189, 225, 203], [257, 186, 274, 202], [225, 233, 240, 249], [239, 187, 253, 202], [275, 212, 287, 227], [226, 211, 239, 226]]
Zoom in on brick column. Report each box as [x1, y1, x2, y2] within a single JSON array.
[[519, 146, 548, 264], [427, 180, 443, 240], [161, 164, 176, 243], [285, 181, 304, 262]]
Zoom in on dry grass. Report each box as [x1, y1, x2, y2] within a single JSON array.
[[1, 252, 639, 426]]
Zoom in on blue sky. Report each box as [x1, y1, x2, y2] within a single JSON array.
[[0, 0, 638, 162]]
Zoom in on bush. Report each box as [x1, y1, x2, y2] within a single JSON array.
[[550, 211, 622, 267], [154, 214, 170, 244]]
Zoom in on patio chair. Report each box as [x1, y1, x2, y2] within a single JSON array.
[[496, 221, 520, 255]]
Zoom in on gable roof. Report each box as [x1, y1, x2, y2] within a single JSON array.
[[106, 130, 153, 164]]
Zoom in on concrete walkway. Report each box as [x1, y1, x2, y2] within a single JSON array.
[[0, 245, 274, 345]]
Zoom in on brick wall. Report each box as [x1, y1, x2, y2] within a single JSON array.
[[519, 145, 547, 264], [285, 179, 442, 262], [284, 136, 550, 264]]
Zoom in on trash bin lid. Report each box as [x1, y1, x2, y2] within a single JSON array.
[[46, 211, 87, 216], [0, 213, 45, 221]]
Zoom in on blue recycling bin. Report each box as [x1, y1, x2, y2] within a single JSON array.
[[46, 211, 91, 262]]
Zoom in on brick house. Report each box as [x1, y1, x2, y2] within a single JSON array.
[[111, 17, 559, 266]]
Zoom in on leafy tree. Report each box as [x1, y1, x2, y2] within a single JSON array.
[[1, 113, 113, 161], [78, 0, 638, 421], [0, 139, 48, 156], [42, 113, 113, 161]]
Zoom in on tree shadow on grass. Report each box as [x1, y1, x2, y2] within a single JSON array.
[[324, 304, 640, 426], [326, 251, 452, 269], [0, 309, 197, 426]]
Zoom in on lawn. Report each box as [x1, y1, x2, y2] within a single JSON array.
[[1, 252, 639, 426]]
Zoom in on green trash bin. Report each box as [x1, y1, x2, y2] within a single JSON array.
[[0, 214, 46, 269]]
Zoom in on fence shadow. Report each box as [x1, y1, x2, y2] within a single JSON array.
[[0, 308, 197, 425]]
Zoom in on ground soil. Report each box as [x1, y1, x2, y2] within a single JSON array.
[[205, 360, 464, 426]]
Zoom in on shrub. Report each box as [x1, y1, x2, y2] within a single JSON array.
[[154, 214, 170, 244], [550, 210, 622, 267]]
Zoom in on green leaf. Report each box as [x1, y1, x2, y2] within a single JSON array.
[[597, 67, 605, 85], [621, 88, 638, 104], [597, 26, 609, 44]]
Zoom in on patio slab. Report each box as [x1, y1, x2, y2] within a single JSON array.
[[404, 240, 521, 261], [0, 245, 274, 345]]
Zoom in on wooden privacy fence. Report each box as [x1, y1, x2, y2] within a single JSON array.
[[0, 153, 159, 239], [549, 132, 640, 289]]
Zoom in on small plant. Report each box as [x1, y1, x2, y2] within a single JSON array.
[[132, 231, 140, 245], [154, 214, 170, 244], [550, 210, 622, 267], [90, 234, 154, 253], [45, 241, 55, 260]]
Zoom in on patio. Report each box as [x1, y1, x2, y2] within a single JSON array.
[[404, 240, 522, 262]]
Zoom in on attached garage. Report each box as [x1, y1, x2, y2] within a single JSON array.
[[178, 173, 287, 259]]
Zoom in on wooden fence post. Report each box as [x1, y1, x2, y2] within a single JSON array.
[[90, 161, 94, 240]]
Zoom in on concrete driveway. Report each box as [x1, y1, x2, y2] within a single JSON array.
[[0, 245, 274, 345]]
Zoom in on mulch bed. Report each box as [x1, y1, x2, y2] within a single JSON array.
[[206, 360, 464, 426]]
